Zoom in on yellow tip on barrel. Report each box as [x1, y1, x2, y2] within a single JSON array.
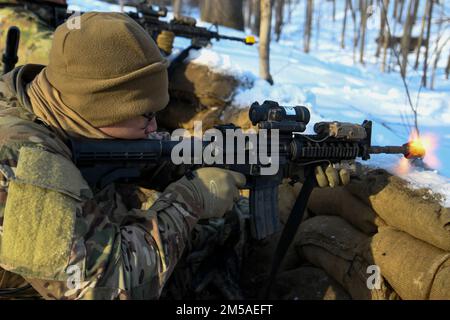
[[245, 36, 256, 45], [406, 139, 426, 159]]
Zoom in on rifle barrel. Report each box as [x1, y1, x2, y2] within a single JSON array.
[[369, 146, 407, 155]]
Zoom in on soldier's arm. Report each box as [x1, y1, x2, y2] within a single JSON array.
[[0, 130, 201, 299], [27, 183, 201, 300]]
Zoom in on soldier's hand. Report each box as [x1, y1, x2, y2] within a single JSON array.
[[156, 30, 175, 56], [170, 168, 246, 220], [315, 164, 350, 188]]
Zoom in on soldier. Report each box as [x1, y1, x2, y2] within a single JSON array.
[[0, 12, 347, 300], [0, 0, 68, 66]]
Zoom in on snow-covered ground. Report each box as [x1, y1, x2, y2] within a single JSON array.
[[68, 0, 450, 206]]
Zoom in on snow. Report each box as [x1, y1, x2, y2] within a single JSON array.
[[67, 0, 450, 207]]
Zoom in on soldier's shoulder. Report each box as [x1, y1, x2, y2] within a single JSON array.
[[0, 111, 71, 165]]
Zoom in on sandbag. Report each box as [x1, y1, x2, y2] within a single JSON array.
[[371, 227, 450, 300], [240, 230, 302, 297], [308, 186, 386, 235], [272, 266, 351, 300], [296, 216, 398, 300], [346, 169, 450, 251]]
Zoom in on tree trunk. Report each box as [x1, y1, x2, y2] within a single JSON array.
[[341, 0, 350, 49], [422, 0, 433, 87], [315, 0, 321, 50], [381, 0, 391, 72], [414, 0, 429, 70], [393, 0, 399, 19], [400, 0, 417, 77], [304, 0, 313, 53], [350, 0, 359, 62], [431, 7, 445, 90], [359, 0, 368, 64], [445, 52, 450, 80], [259, 0, 273, 84], [411, 0, 419, 26], [246, 0, 253, 29], [200, 0, 245, 31], [287, 0, 292, 23], [332, 0, 336, 22], [275, 0, 285, 42], [376, 0, 389, 58], [173, 0, 182, 18], [397, 0, 405, 23], [252, 0, 261, 35]]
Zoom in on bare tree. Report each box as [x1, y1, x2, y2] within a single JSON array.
[[397, 0, 405, 23], [275, 0, 285, 42], [446, 52, 450, 80], [422, 0, 433, 87], [349, 0, 359, 62], [400, 0, 418, 77], [393, 0, 399, 19], [246, 0, 253, 29], [376, 0, 390, 58], [381, 0, 391, 72], [431, 6, 446, 90], [414, 0, 430, 70], [341, 0, 350, 49], [200, 0, 245, 31], [260, 0, 274, 84], [252, 0, 261, 35], [287, 0, 291, 23], [331, 0, 336, 22], [359, 0, 368, 64], [173, 0, 182, 18], [304, 0, 313, 53]]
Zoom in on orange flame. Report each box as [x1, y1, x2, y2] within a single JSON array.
[[395, 132, 440, 175]]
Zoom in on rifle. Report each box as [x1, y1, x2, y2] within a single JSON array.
[[70, 100, 425, 295], [70, 100, 424, 240], [127, 3, 256, 48], [125, 3, 255, 76]]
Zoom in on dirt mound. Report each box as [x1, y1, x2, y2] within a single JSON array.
[[157, 61, 245, 131]]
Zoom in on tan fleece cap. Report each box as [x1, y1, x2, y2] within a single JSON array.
[[46, 12, 169, 127]]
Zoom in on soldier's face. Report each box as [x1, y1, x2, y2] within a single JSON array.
[[98, 115, 158, 139]]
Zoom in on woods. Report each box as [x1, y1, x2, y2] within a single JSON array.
[[192, 0, 450, 89], [145, 0, 448, 90]]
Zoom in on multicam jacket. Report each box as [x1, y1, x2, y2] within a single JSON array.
[[0, 0, 68, 66], [0, 65, 201, 299]]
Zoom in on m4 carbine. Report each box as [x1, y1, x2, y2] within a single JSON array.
[[70, 100, 425, 294], [126, 3, 256, 48], [70, 100, 424, 241]]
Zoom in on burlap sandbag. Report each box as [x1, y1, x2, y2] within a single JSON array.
[[296, 216, 398, 300], [308, 186, 387, 235], [272, 266, 351, 300], [371, 227, 450, 300], [346, 169, 450, 251]]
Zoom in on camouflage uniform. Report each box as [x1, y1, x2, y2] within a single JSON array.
[[0, 0, 67, 66], [0, 64, 206, 299]]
